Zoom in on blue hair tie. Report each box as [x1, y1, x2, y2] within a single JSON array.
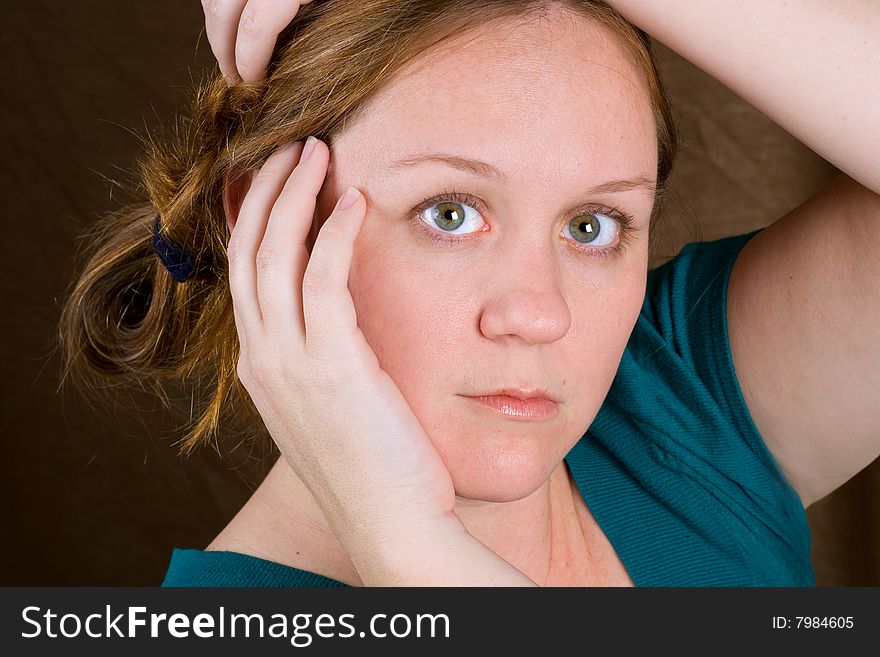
[[152, 215, 199, 283]]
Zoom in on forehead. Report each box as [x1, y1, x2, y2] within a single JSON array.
[[333, 7, 657, 189]]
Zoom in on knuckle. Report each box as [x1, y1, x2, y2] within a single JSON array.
[[250, 168, 276, 189], [201, 0, 220, 18], [254, 247, 277, 274], [317, 222, 345, 243], [301, 268, 327, 299], [236, 357, 255, 387], [240, 352, 276, 387], [236, 6, 263, 39], [226, 237, 247, 267], [248, 168, 284, 195], [275, 181, 309, 207], [202, 0, 238, 23]]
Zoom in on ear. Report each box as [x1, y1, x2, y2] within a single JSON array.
[[222, 169, 256, 239]]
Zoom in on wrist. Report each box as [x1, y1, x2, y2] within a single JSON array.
[[341, 511, 536, 586], [339, 507, 465, 562]]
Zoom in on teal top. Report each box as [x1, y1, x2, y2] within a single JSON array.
[[162, 229, 814, 587]]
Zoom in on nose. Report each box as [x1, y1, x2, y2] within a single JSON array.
[[478, 241, 572, 346]]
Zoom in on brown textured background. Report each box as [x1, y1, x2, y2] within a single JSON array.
[[1, 1, 877, 586]]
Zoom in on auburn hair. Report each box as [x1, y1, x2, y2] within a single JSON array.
[[58, 0, 678, 456]]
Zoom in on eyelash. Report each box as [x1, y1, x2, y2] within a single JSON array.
[[409, 188, 638, 261]]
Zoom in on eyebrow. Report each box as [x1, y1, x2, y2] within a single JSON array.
[[386, 153, 656, 195]]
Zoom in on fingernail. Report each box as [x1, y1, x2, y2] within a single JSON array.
[[299, 136, 318, 164], [337, 186, 360, 210]]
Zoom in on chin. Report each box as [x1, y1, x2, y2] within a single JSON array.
[[440, 438, 562, 503]]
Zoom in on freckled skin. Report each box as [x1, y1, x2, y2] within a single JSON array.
[[314, 6, 658, 503]]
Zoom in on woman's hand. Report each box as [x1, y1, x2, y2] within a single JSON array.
[[202, 0, 313, 85], [227, 137, 459, 571], [606, 0, 880, 192]]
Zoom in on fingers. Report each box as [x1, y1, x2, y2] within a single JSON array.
[[235, 0, 309, 84], [203, 0, 312, 85], [227, 140, 304, 348], [202, 0, 249, 85], [302, 184, 366, 360], [229, 136, 366, 369], [257, 137, 328, 338]]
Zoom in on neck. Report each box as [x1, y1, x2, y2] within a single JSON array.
[[260, 455, 585, 586], [452, 460, 584, 585]]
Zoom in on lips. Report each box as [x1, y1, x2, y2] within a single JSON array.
[[463, 388, 559, 420], [475, 387, 557, 402]]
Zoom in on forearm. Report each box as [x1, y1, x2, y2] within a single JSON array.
[[610, 0, 880, 194], [339, 513, 538, 587]]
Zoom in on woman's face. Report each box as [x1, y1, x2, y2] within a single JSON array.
[[316, 8, 658, 502]]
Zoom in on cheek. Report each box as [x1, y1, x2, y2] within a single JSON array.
[[558, 260, 647, 420], [577, 264, 646, 346], [348, 243, 468, 406]]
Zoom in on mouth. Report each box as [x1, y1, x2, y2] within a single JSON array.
[[480, 387, 557, 402], [461, 388, 559, 420]]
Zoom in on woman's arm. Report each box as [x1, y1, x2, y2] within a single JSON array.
[[346, 514, 537, 586], [610, 1, 880, 506], [610, 0, 880, 194]]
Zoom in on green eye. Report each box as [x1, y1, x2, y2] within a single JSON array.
[[431, 201, 467, 231], [568, 214, 601, 244]]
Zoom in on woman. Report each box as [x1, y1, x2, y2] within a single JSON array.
[[59, 0, 880, 586]]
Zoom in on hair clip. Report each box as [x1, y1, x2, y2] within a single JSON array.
[[152, 215, 199, 283]]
